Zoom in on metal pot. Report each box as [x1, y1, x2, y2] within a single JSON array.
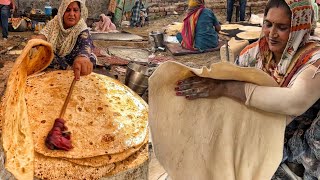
[[125, 63, 150, 96], [150, 31, 164, 48]]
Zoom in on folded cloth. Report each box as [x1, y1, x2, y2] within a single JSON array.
[[45, 118, 73, 151]]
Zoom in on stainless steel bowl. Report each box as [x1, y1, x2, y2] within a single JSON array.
[[125, 63, 150, 95], [150, 31, 164, 48]]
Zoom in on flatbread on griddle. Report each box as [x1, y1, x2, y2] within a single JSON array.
[[238, 26, 262, 32], [34, 143, 148, 180], [64, 134, 148, 167], [26, 71, 148, 158], [221, 24, 244, 30], [34, 153, 115, 180], [236, 31, 261, 40], [106, 143, 149, 176]]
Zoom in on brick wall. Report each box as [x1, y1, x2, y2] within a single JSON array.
[[17, 0, 269, 22], [16, 0, 109, 19], [146, 0, 268, 22]]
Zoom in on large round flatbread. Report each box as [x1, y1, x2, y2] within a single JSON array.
[[221, 24, 244, 30], [34, 153, 115, 180], [239, 26, 262, 32], [236, 31, 261, 40], [149, 61, 286, 180], [64, 134, 148, 167], [26, 71, 148, 158], [34, 143, 148, 180], [1, 39, 54, 180]]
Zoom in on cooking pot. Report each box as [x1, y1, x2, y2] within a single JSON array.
[[125, 63, 151, 96]]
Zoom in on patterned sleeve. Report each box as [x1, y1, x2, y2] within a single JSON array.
[[76, 30, 95, 64]]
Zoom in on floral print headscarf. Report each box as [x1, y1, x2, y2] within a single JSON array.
[[40, 0, 88, 57], [238, 0, 318, 86]]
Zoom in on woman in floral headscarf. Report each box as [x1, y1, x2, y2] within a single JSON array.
[[175, 0, 320, 178], [32, 0, 95, 81], [176, 0, 221, 51]]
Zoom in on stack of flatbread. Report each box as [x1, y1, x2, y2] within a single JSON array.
[[236, 26, 262, 40], [164, 22, 183, 36], [0, 39, 149, 180], [221, 24, 262, 40]]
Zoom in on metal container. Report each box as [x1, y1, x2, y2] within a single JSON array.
[[125, 63, 150, 96], [150, 31, 164, 48]]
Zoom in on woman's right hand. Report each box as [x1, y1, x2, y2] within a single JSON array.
[[175, 76, 226, 100]]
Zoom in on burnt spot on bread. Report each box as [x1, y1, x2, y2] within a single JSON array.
[[41, 120, 46, 124], [102, 134, 115, 143]]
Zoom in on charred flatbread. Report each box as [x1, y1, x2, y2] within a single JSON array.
[[221, 24, 244, 30], [236, 31, 261, 40], [26, 71, 148, 158]]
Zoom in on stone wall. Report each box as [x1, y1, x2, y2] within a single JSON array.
[[16, 0, 109, 19], [16, 0, 269, 21]]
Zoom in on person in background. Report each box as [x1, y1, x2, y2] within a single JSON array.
[[130, 0, 144, 27], [226, 0, 247, 23], [176, 0, 221, 51], [0, 0, 15, 41], [94, 13, 117, 32], [32, 0, 95, 81], [51, 8, 58, 18], [176, 0, 320, 179], [311, 0, 318, 35]]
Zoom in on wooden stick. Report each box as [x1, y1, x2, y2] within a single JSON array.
[[59, 78, 77, 119]]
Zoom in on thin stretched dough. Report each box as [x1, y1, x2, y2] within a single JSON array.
[[149, 61, 286, 180]]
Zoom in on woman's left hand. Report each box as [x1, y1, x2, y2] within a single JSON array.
[[73, 56, 93, 80], [175, 76, 225, 100]]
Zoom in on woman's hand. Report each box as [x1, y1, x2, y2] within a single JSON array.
[[73, 56, 93, 80], [175, 76, 226, 100]]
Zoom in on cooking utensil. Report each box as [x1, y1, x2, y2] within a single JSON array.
[[45, 78, 77, 151], [225, 40, 230, 62], [125, 62, 150, 96], [59, 78, 77, 118]]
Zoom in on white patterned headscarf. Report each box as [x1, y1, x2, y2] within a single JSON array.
[[238, 0, 318, 85], [40, 0, 88, 57]]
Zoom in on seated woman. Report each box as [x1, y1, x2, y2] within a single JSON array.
[[176, 0, 221, 51], [93, 13, 117, 32], [32, 0, 95, 81], [175, 0, 320, 179]]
